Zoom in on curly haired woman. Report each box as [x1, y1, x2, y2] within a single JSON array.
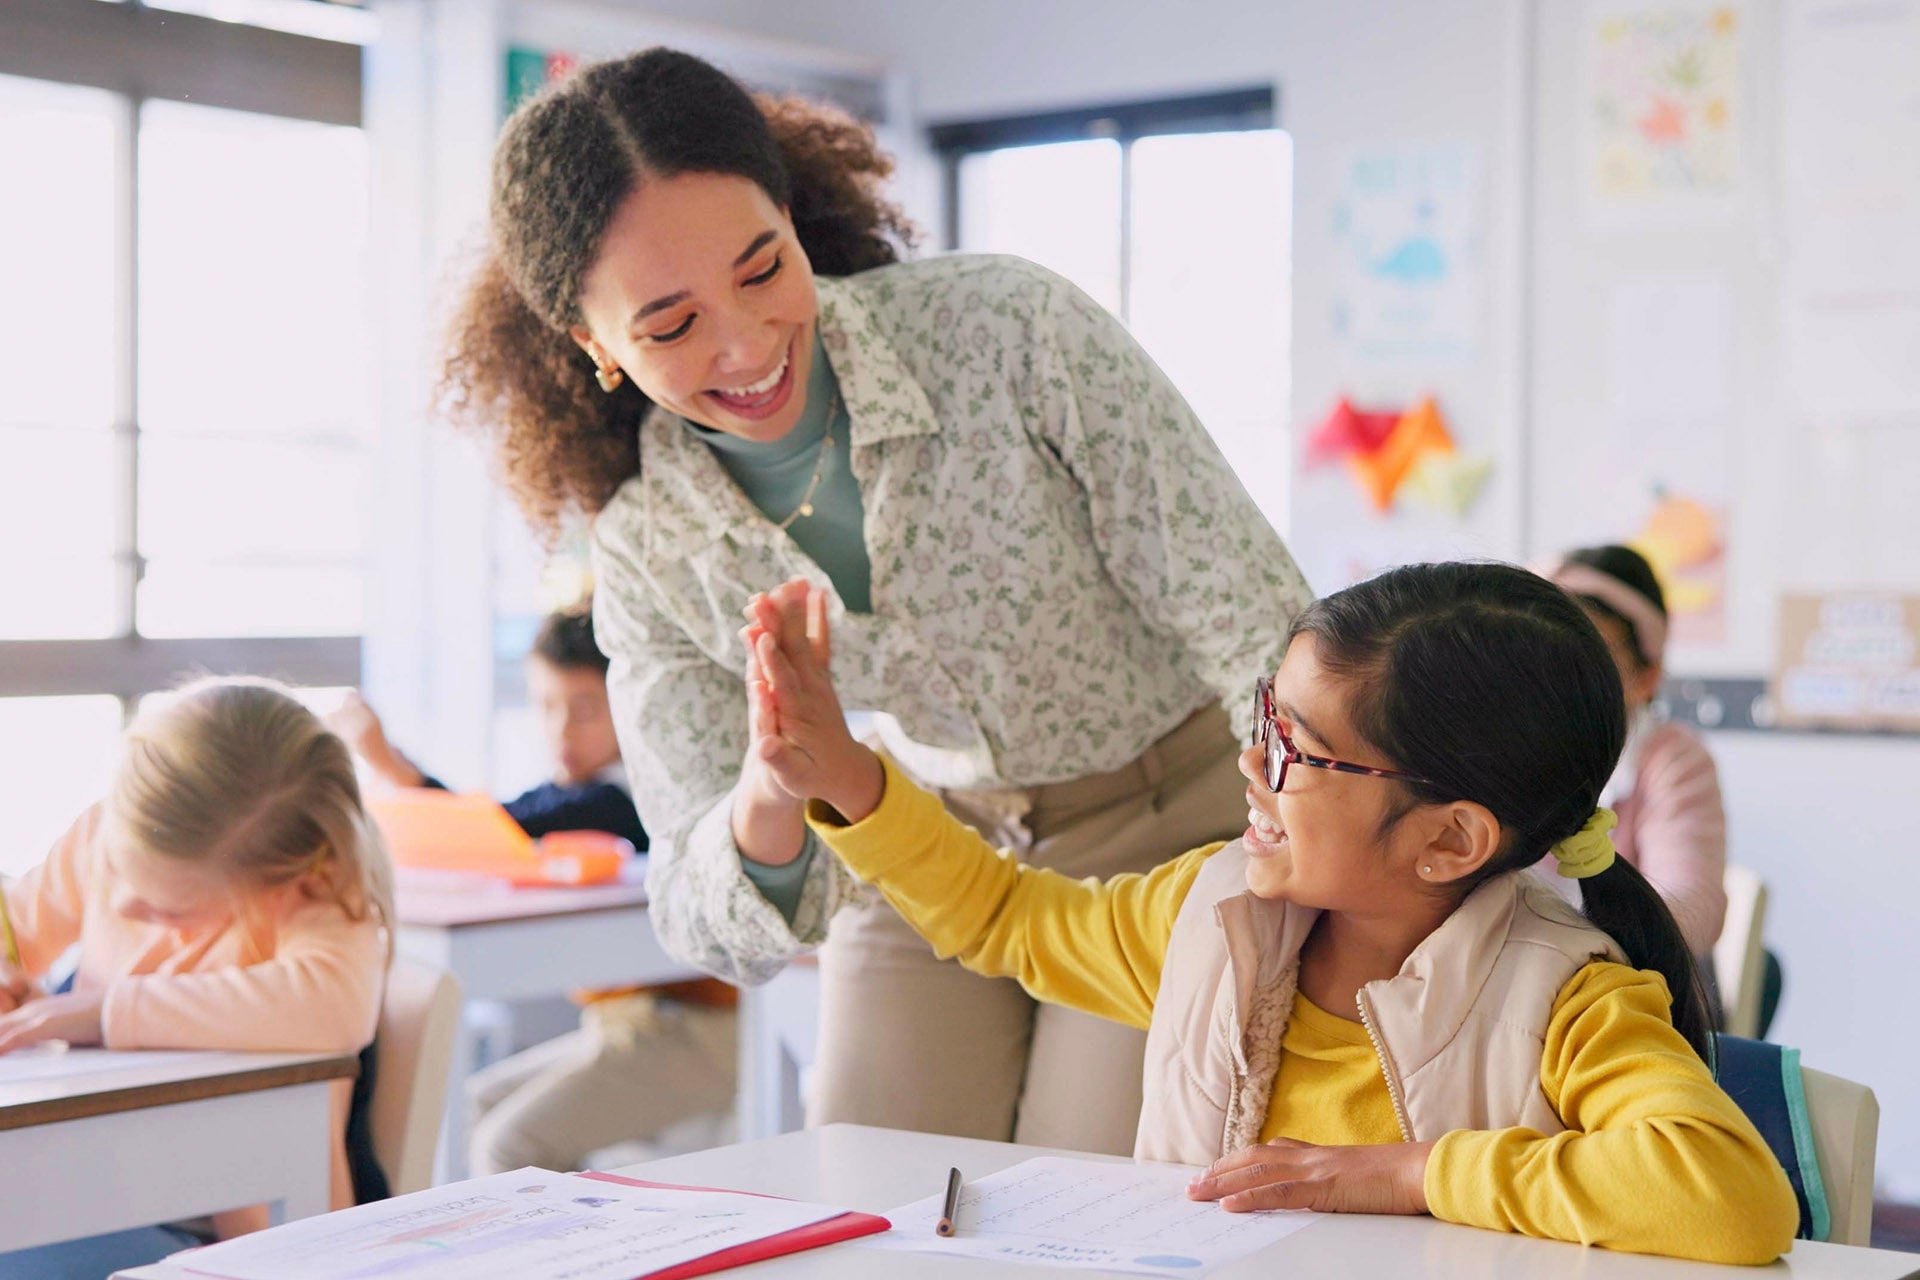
[[444, 47, 1313, 1154]]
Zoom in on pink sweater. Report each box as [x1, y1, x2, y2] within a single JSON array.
[[4, 804, 387, 1213], [1611, 721, 1728, 956]]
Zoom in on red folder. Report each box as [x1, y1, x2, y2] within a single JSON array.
[[579, 1171, 891, 1277]]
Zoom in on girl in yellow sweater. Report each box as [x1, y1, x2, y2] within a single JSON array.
[[739, 564, 1797, 1265]]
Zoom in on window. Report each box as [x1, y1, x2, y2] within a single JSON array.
[[0, 3, 365, 873], [934, 91, 1292, 526]]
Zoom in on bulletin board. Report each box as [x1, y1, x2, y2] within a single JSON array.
[[1525, 0, 1920, 727]]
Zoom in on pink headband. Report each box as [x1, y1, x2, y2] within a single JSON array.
[[1543, 562, 1668, 666]]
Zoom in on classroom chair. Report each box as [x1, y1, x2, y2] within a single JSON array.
[[370, 957, 463, 1194], [1802, 1065, 1880, 1247], [1714, 1035, 1879, 1246], [1714, 864, 1769, 1039]]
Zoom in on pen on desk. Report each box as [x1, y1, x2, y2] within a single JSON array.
[[936, 1166, 962, 1237]]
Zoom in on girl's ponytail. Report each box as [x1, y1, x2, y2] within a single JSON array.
[[1576, 855, 1715, 1058]]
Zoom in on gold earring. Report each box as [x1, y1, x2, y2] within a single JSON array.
[[594, 363, 624, 393]]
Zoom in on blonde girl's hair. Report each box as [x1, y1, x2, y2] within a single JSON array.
[[107, 677, 395, 943]]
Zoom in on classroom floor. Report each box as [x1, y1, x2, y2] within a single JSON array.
[[1872, 1201, 1920, 1252]]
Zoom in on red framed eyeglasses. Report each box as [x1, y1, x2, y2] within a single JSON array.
[[1250, 676, 1436, 794]]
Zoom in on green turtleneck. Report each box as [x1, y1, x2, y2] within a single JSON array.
[[692, 334, 872, 614]]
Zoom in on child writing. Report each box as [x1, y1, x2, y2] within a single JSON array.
[[327, 605, 738, 1176], [0, 678, 392, 1277], [1542, 545, 1727, 958], [738, 565, 1796, 1265]]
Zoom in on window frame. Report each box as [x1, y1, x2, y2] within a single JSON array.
[[0, 0, 364, 708], [929, 87, 1277, 321]]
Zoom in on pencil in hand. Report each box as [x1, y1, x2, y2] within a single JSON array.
[[935, 1166, 962, 1237]]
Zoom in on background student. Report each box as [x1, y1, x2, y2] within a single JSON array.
[[738, 567, 1796, 1265], [0, 679, 392, 1280], [1542, 546, 1728, 959], [329, 605, 738, 1175]]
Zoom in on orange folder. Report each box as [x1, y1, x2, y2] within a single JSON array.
[[368, 789, 632, 886]]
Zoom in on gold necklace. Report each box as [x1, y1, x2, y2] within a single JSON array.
[[774, 389, 840, 531]]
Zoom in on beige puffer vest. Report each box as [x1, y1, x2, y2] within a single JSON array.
[[1135, 843, 1626, 1165]]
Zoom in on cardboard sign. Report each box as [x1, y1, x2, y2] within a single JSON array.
[[1771, 593, 1920, 732]]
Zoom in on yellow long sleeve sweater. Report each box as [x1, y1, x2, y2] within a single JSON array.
[[807, 756, 1797, 1265]]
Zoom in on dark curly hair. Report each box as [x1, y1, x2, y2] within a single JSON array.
[[441, 48, 918, 540]]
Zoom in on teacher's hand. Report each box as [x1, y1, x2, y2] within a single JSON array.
[[1186, 1137, 1435, 1216], [745, 579, 884, 824], [730, 581, 814, 866]]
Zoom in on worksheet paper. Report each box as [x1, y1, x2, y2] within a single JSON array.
[[865, 1157, 1319, 1276], [173, 1169, 844, 1280]]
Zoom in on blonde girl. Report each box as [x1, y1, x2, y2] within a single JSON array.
[[0, 677, 393, 1270], [738, 565, 1797, 1265]]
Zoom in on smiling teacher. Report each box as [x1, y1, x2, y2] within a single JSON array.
[[443, 47, 1314, 1155]]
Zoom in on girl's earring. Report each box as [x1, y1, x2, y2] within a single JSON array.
[[1421, 865, 1433, 876], [594, 363, 625, 393]]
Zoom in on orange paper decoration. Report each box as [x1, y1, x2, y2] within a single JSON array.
[[1346, 396, 1455, 512]]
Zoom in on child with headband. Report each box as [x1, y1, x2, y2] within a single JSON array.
[[1543, 545, 1727, 956]]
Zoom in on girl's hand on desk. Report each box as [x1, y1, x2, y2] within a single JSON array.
[[1186, 1137, 1436, 1216], [0, 988, 104, 1054]]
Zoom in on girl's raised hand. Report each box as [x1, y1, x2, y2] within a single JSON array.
[[744, 580, 884, 823], [1186, 1137, 1436, 1216]]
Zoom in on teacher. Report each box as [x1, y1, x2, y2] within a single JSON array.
[[444, 47, 1313, 1155]]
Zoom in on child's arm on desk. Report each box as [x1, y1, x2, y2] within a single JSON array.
[[744, 581, 1211, 1030], [100, 901, 385, 1053]]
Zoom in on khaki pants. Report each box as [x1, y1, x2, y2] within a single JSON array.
[[467, 995, 738, 1175], [809, 705, 1248, 1155]]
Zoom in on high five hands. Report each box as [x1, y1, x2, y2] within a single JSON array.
[[741, 578, 885, 825]]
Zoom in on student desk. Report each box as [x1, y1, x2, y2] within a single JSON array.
[[392, 866, 706, 1179], [607, 1124, 1920, 1280], [107, 1123, 1920, 1279], [0, 1049, 354, 1253]]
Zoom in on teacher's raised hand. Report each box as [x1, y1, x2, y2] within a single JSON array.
[[727, 578, 818, 866], [744, 578, 885, 826]]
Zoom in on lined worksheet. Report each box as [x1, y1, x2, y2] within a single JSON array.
[[173, 1169, 846, 1280], [866, 1156, 1320, 1276]]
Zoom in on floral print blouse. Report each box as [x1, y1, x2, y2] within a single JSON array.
[[591, 254, 1313, 983]]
